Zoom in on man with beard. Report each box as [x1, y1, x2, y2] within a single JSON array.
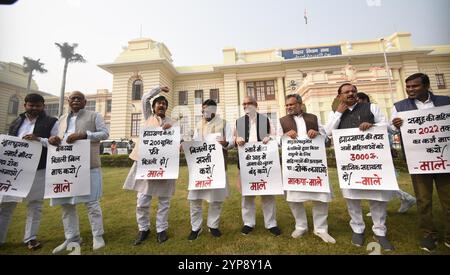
[[0, 93, 58, 250], [233, 96, 281, 237], [123, 86, 176, 245], [49, 91, 109, 253], [325, 83, 394, 251], [391, 73, 450, 252]]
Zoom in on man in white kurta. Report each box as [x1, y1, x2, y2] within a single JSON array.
[[123, 86, 176, 245], [49, 91, 109, 253], [277, 94, 335, 243], [325, 83, 394, 251], [0, 93, 58, 250], [356, 91, 416, 216], [187, 99, 233, 240], [233, 96, 281, 236]]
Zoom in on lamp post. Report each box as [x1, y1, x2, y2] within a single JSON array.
[[380, 38, 394, 103]]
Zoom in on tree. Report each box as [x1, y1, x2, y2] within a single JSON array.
[[22, 57, 47, 94], [55, 42, 86, 116]]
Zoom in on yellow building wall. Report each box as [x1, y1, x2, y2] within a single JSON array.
[[0, 83, 25, 134]]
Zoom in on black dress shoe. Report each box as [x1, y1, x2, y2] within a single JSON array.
[[268, 226, 281, 236], [157, 230, 168, 244], [241, 225, 254, 235], [209, 227, 222, 237], [25, 239, 42, 251], [134, 230, 150, 246], [188, 228, 202, 241]]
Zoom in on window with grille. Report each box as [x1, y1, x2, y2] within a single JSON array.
[[45, 103, 59, 117], [179, 91, 188, 105], [85, 100, 96, 112], [210, 89, 219, 103], [106, 100, 112, 113], [8, 96, 19, 115], [246, 80, 276, 101], [132, 79, 143, 100], [195, 90, 203, 104], [131, 113, 142, 137]]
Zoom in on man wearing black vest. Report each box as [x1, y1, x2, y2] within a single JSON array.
[[0, 93, 58, 250], [325, 83, 394, 251], [278, 94, 335, 243], [391, 73, 450, 252], [234, 96, 280, 236]]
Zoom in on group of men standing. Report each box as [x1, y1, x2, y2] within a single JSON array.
[[0, 72, 449, 254], [0, 91, 108, 253]]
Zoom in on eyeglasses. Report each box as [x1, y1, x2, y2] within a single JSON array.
[[69, 96, 84, 101]]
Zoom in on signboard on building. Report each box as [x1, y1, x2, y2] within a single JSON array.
[[282, 46, 342, 59]]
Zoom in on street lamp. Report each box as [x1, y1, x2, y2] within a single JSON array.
[[380, 38, 394, 103]]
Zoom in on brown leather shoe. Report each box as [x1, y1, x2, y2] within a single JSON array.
[[26, 239, 42, 251]]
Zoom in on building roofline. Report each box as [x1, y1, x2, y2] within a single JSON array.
[[98, 59, 179, 76], [213, 49, 434, 71], [98, 49, 436, 76]]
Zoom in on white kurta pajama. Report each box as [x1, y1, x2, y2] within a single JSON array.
[[188, 115, 233, 231], [0, 115, 58, 244], [51, 110, 109, 242], [123, 86, 176, 234], [277, 115, 333, 234], [234, 114, 278, 229], [325, 104, 393, 236]]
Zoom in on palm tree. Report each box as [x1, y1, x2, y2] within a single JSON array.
[[22, 57, 47, 93], [55, 42, 86, 116]]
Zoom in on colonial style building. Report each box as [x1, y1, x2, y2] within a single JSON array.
[[98, 32, 450, 141], [4, 32, 448, 140]]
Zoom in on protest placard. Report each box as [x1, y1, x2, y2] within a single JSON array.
[[332, 126, 399, 190], [45, 140, 90, 198], [0, 135, 42, 197], [238, 140, 284, 196], [182, 135, 226, 191], [398, 106, 450, 174], [282, 135, 330, 193], [136, 126, 180, 180]]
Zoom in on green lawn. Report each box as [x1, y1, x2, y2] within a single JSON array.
[[1, 166, 449, 255]]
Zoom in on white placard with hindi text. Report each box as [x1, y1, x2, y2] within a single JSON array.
[[332, 126, 399, 191], [136, 126, 180, 180], [238, 141, 284, 196], [281, 135, 331, 193], [182, 135, 226, 190], [398, 106, 450, 174], [0, 135, 42, 197], [45, 140, 90, 198]]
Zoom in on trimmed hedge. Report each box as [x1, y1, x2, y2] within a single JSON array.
[[100, 148, 408, 171]]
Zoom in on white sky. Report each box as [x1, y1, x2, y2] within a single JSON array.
[[1, 0, 449, 96]]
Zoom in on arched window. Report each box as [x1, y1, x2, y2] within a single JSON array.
[[132, 79, 143, 100], [8, 95, 19, 115]]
